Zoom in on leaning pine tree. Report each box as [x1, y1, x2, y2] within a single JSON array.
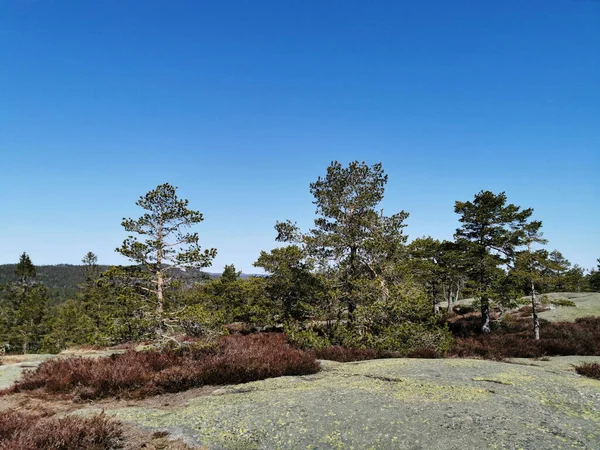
[[116, 183, 216, 314]]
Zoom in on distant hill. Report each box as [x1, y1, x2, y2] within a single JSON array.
[[0, 264, 257, 306], [0, 264, 109, 291]]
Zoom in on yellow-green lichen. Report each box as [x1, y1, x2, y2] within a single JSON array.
[[394, 380, 490, 402]]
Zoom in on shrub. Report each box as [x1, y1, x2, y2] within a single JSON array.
[[177, 304, 228, 339], [550, 299, 577, 308], [284, 323, 331, 351], [0, 410, 123, 449], [3, 333, 319, 400], [314, 346, 383, 362], [450, 315, 600, 359], [574, 362, 600, 380]]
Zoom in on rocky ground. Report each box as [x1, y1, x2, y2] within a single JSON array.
[[94, 357, 598, 449], [2, 356, 589, 449]]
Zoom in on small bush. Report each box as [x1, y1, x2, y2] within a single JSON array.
[[3, 333, 319, 400], [574, 362, 600, 380], [0, 410, 123, 449], [550, 299, 577, 308], [314, 346, 383, 362]]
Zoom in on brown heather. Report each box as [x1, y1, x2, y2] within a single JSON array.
[[3, 333, 319, 401], [450, 315, 600, 360], [0, 410, 123, 450], [574, 362, 600, 380]]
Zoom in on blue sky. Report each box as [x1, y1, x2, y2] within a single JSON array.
[[1, 0, 598, 273]]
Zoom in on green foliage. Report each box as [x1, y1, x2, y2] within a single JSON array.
[[42, 299, 97, 353], [44, 264, 162, 351], [116, 182, 216, 313], [346, 281, 453, 354], [284, 323, 331, 351], [81, 251, 101, 283], [288, 281, 452, 356], [407, 238, 469, 313], [454, 190, 543, 332], [187, 276, 274, 326], [15, 252, 36, 284], [276, 161, 409, 321], [0, 254, 50, 353], [549, 298, 577, 307], [0, 263, 111, 307], [177, 303, 227, 338], [588, 259, 600, 292], [254, 245, 323, 321], [220, 264, 241, 283]]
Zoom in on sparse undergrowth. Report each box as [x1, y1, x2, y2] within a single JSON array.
[[0, 410, 123, 450], [2, 333, 319, 400], [313, 345, 441, 362], [450, 315, 600, 360], [314, 346, 390, 362], [574, 362, 600, 380]]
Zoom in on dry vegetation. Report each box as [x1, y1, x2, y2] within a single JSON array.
[[2, 333, 319, 401], [0, 410, 123, 450], [574, 362, 600, 380], [449, 312, 600, 360]]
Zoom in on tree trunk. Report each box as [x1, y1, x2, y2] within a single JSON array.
[[481, 297, 491, 333], [156, 219, 164, 314], [157, 271, 164, 314], [347, 245, 357, 322], [531, 280, 540, 340], [450, 285, 462, 313], [22, 332, 28, 355], [433, 282, 439, 314]]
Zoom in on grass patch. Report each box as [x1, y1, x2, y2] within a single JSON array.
[[2, 333, 319, 400], [0, 410, 123, 449], [574, 362, 600, 380]]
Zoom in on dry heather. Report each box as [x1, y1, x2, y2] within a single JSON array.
[[0, 410, 123, 450], [3, 333, 319, 401]]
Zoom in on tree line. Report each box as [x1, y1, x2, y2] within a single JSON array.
[[1, 161, 599, 354]]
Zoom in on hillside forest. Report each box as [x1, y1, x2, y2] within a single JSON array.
[[1, 160, 599, 356]]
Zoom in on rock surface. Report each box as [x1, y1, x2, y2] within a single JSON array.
[[108, 358, 600, 449]]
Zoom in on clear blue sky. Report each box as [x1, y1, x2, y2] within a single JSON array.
[[1, 0, 598, 273]]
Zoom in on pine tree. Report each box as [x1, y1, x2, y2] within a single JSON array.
[[276, 161, 409, 320], [454, 191, 542, 333], [116, 183, 217, 313]]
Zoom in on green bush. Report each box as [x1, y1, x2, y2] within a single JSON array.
[[284, 323, 330, 350], [289, 281, 453, 357], [550, 298, 577, 307], [177, 304, 227, 338]]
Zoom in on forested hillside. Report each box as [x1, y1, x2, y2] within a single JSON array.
[[0, 264, 109, 305], [0, 264, 221, 306]]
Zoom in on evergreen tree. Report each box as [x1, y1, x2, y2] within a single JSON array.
[[220, 264, 241, 283], [82, 251, 101, 284], [589, 259, 600, 292], [116, 183, 216, 313], [15, 252, 36, 286], [254, 245, 323, 321], [548, 250, 571, 291], [0, 254, 48, 353], [454, 191, 542, 333], [276, 161, 409, 320]]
